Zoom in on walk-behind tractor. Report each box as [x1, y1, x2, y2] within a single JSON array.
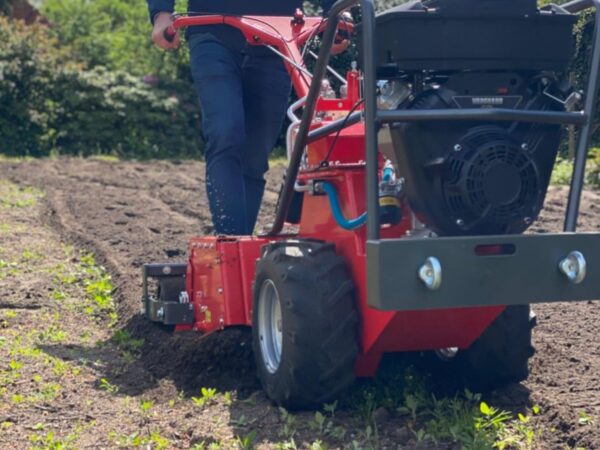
[[144, 0, 600, 409]]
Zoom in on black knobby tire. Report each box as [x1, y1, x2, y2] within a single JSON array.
[[436, 305, 536, 392], [252, 240, 358, 410]]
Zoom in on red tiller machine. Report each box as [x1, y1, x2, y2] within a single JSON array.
[[144, 0, 600, 409]]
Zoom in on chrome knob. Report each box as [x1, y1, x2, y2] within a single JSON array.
[[559, 251, 587, 285], [418, 257, 442, 291]]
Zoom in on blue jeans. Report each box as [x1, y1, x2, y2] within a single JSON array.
[[189, 34, 292, 235]]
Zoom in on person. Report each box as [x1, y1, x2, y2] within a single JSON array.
[[147, 0, 340, 235]]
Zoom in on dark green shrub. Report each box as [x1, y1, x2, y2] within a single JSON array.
[[0, 15, 203, 158], [49, 67, 202, 158], [0, 17, 60, 156], [589, 147, 600, 187], [42, 0, 190, 79]]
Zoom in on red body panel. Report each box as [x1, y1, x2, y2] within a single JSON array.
[[187, 237, 268, 332], [173, 13, 505, 377], [185, 165, 503, 376]]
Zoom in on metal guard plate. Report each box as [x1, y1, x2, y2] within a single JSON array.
[[367, 233, 600, 311]]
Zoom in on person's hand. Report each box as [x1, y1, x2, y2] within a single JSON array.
[[152, 12, 180, 50], [332, 40, 350, 55], [331, 12, 352, 55]]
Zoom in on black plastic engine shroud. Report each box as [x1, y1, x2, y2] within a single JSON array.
[[390, 72, 565, 236], [371, 0, 576, 75]]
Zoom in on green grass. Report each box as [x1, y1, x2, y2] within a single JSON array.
[[0, 181, 44, 208], [78, 253, 117, 325], [551, 148, 600, 188], [89, 154, 120, 163], [334, 365, 542, 450]]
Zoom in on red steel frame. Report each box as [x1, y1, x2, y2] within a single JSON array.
[[171, 13, 504, 377]]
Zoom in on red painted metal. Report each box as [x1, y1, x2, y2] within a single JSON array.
[[188, 237, 271, 333], [172, 15, 321, 98], [172, 13, 506, 378]]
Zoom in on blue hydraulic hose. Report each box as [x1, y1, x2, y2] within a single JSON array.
[[321, 182, 367, 230]]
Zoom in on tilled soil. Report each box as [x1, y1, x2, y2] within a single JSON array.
[[1, 157, 599, 449]]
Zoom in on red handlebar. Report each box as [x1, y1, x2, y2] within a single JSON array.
[[162, 13, 353, 98]]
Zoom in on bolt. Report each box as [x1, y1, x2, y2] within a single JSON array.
[[558, 251, 587, 284], [179, 291, 190, 304], [418, 257, 443, 291], [453, 144, 462, 152], [456, 219, 465, 227], [521, 143, 529, 151], [524, 217, 533, 225]]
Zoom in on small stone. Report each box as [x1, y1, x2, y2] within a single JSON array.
[[372, 406, 390, 423], [395, 425, 412, 441]]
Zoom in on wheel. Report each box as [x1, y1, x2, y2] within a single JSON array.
[[252, 240, 358, 410], [434, 305, 536, 392], [152, 277, 186, 333]]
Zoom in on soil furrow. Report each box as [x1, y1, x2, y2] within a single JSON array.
[[1, 158, 599, 449]]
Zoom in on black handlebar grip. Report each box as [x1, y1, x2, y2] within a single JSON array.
[[163, 25, 176, 43]]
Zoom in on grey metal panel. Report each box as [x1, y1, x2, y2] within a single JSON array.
[[144, 263, 187, 277], [367, 233, 600, 311], [145, 297, 194, 325]]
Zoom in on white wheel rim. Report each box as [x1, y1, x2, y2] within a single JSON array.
[[258, 279, 283, 374]]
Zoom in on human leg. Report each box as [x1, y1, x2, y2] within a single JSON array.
[[189, 35, 248, 235], [241, 53, 292, 233]]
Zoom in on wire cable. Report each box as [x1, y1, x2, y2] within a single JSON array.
[[316, 99, 365, 169]]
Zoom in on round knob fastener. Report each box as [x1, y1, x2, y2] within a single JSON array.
[[559, 251, 587, 285], [418, 257, 442, 291]]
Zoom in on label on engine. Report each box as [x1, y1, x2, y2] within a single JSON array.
[[452, 96, 523, 109]]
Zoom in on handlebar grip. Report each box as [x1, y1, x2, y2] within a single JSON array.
[[163, 25, 176, 43], [335, 28, 352, 42]]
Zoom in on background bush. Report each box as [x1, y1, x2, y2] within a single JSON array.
[[42, 0, 189, 79], [0, 13, 202, 158], [0, 0, 599, 167]]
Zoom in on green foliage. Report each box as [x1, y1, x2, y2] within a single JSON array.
[[111, 329, 144, 354], [589, 147, 600, 187], [48, 67, 202, 158], [551, 148, 600, 188], [551, 157, 574, 186], [78, 253, 118, 324], [0, 15, 202, 158], [0, 17, 61, 156], [99, 377, 119, 394], [28, 430, 79, 450], [191, 387, 218, 408], [0, 0, 11, 16], [42, 0, 189, 79], [236, 430, 257, 450]]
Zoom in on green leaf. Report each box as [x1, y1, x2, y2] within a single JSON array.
[[480, 401, 492, 416]]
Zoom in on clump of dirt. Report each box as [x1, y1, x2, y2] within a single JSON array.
[[1, 158, 599, 448]]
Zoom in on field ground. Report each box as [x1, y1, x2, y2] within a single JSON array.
[[0, 157, 599, 449]]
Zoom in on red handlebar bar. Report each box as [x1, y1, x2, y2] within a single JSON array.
[[161, 13, 353, 97]]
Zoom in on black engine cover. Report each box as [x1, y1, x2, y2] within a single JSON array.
[[390, 73, 564, 235], [370, 0, 576, 75]]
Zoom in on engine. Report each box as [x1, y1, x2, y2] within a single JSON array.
[[372, 0, 578, 235]]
